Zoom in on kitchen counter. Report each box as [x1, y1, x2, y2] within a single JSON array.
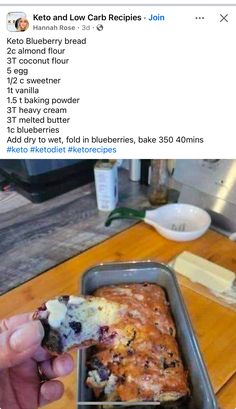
[[0, 224, 235, 409], [0, 169, 150, 294]]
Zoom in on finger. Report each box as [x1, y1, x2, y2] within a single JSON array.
[[39, 353, 74, 380], [33, 346, 52, 363], [0, 313, 33, 333], [39, 380, 64, 407], [0, 320, 44, 370]]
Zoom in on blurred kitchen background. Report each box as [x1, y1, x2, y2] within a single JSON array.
[[0, 159, 235, 294]]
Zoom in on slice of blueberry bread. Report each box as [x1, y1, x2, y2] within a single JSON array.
[[33, 295, 125, 354]]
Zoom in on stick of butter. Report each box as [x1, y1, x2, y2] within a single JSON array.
[[170, 251, 235, 293]]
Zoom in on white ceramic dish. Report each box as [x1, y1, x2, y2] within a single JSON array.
[[145, 203, 211, 241]]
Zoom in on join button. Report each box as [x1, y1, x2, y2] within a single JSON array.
[[147, 13, 165, 22]]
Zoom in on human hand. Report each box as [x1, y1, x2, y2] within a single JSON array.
[[0, 313, 74, 409]]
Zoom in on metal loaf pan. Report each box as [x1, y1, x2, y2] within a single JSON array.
[[77, 261, 218, 409]]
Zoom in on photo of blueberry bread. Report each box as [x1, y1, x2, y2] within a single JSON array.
[[86, 283, 189, 402], [34, 283, 189, 403], [33, 295, 126, 354]]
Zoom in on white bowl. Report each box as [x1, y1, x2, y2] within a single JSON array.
[[145, 203, 211, 242]]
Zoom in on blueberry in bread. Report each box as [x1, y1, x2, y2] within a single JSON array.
[[33, 295, 125, 354]]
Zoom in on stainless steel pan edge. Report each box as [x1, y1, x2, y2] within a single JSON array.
[[76, 261, 219, 409]]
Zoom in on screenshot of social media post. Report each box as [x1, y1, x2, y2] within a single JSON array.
[[0, 4, 235, 158], [0, 3, 236, 409]]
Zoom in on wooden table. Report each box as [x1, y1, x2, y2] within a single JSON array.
[[0, 223, 236, 409]]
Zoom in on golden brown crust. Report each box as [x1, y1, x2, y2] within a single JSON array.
[[87, 283, 189, 402]]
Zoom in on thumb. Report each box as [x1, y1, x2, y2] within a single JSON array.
[[0, 321, 44, 370]]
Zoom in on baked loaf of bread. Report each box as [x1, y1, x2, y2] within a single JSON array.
[[33, 295, 125, 354], [86, 283, 189, 403]]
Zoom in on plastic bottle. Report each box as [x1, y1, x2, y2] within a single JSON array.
[[129, 160, 141, 181]]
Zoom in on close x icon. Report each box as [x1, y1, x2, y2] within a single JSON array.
[[220, 14, 229, 22]]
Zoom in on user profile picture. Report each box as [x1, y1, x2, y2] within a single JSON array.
[[6, 12, 29, 32], [15, 17, 29, 31]]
